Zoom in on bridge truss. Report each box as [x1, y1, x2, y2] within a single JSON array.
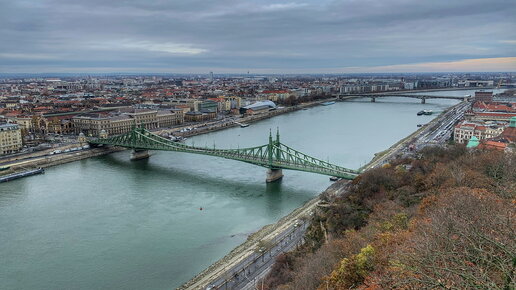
[[89, 126, 360, 180]]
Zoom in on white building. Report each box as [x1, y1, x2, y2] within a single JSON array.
[[454, 121, 505, 144]]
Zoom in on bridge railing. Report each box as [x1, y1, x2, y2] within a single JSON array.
[[90, 127, 360, 179], [276, 143, 360, 174]]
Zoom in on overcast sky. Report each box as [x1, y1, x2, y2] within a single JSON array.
[[1, 0, 515, 73]]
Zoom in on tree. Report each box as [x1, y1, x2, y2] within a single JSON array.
[[382, 188, 515, 289]]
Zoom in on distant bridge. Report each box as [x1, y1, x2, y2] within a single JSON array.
[[338, 93, 471, 103], [89, 126, 360, 182]]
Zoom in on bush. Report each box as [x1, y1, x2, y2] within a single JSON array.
[[325, 245, 376, 289]]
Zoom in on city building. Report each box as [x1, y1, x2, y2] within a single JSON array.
[[0, 123, 23, 155], [468, 112, 516, 122], [73, 109, 184, 137], [500, 117, 516, 142], [222, 96, 242, 109], [477, 117, 516, 152], [184, 111, 216, 122], [417, 79, 451, 89], [340, 84, 391, 93], [239, 100, 277, 115], [454, 121, 505, 144], [195, 100, 218, 113], [260, 90, 291, 101], [474, 91, 493, 102], [459, 80, 494, 87]]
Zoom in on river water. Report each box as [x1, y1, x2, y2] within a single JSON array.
[[0, 90, 503, 289]]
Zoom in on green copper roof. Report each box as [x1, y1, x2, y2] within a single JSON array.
[[509, 116, 516, 128], [466, 136, 480, 148]]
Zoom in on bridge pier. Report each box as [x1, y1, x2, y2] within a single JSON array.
[[421, 97, 426, 104], [131, 149, 150, 160], [266, 169, 283, 183], [370, 97, 376, 102]]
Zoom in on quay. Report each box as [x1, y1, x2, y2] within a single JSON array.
[[0, 98, 335, 183], [0, 168, 44, 183]]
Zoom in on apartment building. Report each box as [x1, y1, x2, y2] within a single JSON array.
[[73, 109, 184, 137], [0, 123, 23, 155], [454, 121, 505, 144]]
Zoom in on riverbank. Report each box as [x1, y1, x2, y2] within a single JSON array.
[[0, 146, 125, 176], [179, 187, 326, 290], [362, 100, 466, 170], [182, 99, 468, 289], [0, 99, 333, 177], [155, 98, 334, 137]]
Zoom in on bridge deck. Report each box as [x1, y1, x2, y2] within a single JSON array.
[[89, 127, 359, 180]]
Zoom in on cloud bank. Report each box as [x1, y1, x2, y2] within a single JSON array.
[[0, 0, 515, 73]]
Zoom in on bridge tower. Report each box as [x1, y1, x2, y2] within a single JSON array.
[[131, 149, 150, 160], [130, 124, 150, 160], [266, 129, 283, 182]]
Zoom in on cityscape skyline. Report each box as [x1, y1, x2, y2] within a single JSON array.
[[1, 0, 515, 73]]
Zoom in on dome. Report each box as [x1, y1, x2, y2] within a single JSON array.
[[466, 136, 479, 148], [509, 117, 516, 128]]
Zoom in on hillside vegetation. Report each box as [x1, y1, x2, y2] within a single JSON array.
[[262, 146, 515, 289]]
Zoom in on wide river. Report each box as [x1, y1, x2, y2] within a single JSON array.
[[0, 89, 504, 289]]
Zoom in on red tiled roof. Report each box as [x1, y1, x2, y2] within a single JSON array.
[[476, 112, 516, 117], [479, 141, 507, 150], [262, 90, 290, 94], [501, 127, 516, 142], [208, 98, 225, 102]]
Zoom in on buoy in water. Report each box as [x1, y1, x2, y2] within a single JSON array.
[[200, 207, 203, 210]]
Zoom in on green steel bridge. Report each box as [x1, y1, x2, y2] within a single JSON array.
[[89, 126, 360, 181]]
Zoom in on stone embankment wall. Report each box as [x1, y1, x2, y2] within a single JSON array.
[[1, 147, 124, 175]]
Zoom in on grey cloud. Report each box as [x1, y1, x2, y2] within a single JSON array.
[[0, 0, 515, 72]]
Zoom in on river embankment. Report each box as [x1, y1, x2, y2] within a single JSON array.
[[0, 99, 334, 176], [179, 99, 467, 289]]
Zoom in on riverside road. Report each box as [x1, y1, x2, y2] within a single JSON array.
[[209, 221, 308, 290]]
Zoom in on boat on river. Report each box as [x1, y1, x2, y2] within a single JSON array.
[[0, 168, 44, 183], [321, 101, 336, 106], [417, 110, 433, 116], [170, 135, 187, 142], [233, 120, 250, 128]]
